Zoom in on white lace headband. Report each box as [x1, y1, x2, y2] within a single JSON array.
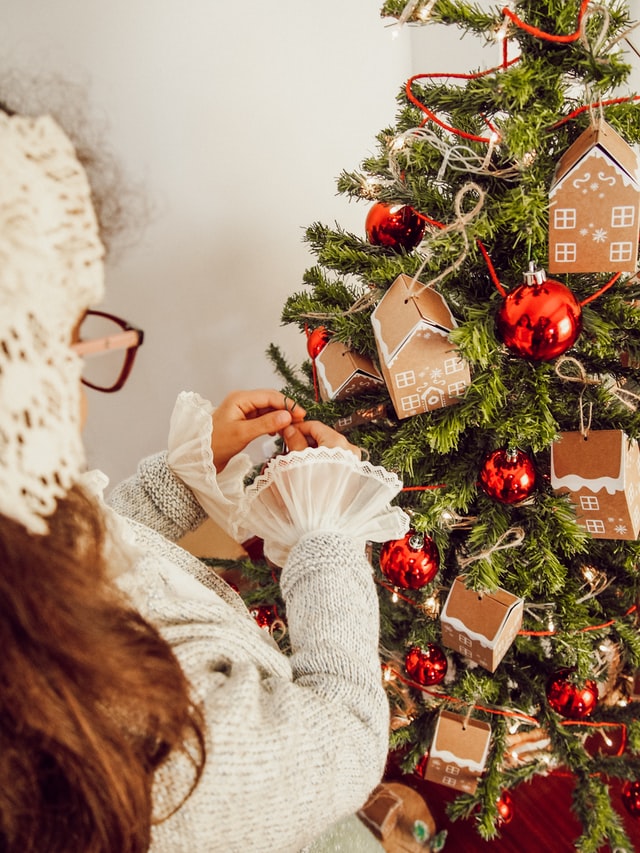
[[0, 112, 105, 534]]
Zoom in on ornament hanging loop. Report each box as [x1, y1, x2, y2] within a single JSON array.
[[407, 181, 486, 297], [578, 3, 610, 60], [457, 525, 525, 570], [554, 356, 594, 437]]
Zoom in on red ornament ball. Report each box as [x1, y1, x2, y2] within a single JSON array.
[[250, 604, 279, 630], [379, 531, 440, 590], [307, 326, 331, 358], [546, 668, 599, 719], [621, 780, 640, 818], [365, 201, 425, 252], [496, 790, 514, 827], [496, 268, 582, 361], [404, 644, 448, 686], [479, 448, 536, 504]]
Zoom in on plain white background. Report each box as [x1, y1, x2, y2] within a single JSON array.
[[0, 1, 638, 484]]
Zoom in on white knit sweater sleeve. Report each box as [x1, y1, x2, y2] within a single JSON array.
[[146, 531, 389, 853], [108, 451, 207, 542]]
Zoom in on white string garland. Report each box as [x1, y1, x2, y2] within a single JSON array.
[[407, 181, 486, 296], [387, 125, 521, 184], [554, 356, 640, 427]]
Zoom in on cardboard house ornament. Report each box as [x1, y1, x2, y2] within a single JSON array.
[[440, 574, 524, 672], [423, 709, 492, 794], [548, 119, 640, 273], [371, 273, 471, 420], [550, 429, 640, 540], [315, 338, 384, 402], [358, 782, 445, 853]]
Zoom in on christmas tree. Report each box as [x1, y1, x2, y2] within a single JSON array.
[[235, 2, 640, 849]]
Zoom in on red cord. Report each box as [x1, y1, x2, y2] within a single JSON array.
[[502, 0, 590, 44], [519, 605, 636, 637], [580, 272, 622, 306], [304, 324, 320, 402], [552, 95, 640, 129], [405, 59, 520, 142], [386, 667, 628, 753], [476, 240, 507, 296], [477, 240, 624, 304]]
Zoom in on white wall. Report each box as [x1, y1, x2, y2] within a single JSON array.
[[0, 1, 412, 483], [1, 1, 638, 486]]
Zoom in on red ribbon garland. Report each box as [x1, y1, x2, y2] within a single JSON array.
[[502, 0, 591, 44], [384, 665, 628, 755], [406, 1, 639, 144], [405, 60, 519, 140]]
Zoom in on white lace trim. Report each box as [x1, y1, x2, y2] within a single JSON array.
[[235, 446, 409, 566], [167, 391, 253, 540], [0, 113, 104, 534]]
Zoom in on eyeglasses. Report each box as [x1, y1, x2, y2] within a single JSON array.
[[72, 310, 144, 393]]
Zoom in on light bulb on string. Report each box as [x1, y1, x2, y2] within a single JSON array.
[[418, 0, 437, 22], [520, 149, 537, 168], [421, 593, 440, 619], [361, 176, 384, 200]]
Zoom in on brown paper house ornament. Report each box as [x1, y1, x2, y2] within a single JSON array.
[[423, 709, 492, 794], [550, 429, 640, 540], [440, 575, 524, 672], [548, 119, 640, 273], [358, 783, 443, 853], [315, 338, 384, 402], [371, 273, 471, 419]]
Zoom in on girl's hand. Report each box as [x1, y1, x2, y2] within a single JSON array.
[[282, 420, 361, 459], [212, 389, 305, 471]]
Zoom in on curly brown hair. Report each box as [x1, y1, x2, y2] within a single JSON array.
[[0, 486, 205, 852]]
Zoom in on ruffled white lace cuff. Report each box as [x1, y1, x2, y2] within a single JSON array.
[[234, 446, 410, 566], [167, 391, 253, 541]]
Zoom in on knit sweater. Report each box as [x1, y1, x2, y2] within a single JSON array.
[[107, 451, 389, 853]]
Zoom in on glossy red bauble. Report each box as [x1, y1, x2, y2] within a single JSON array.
[[365, 201, 425, 252], [250, 604, 280, 629], [546, 668, 599, 719], [307, 326, 331, 358], [496, 790, 514, 827], [404, 644, 448, 686], [379, 531, 440, 589], [621, 780, 640, 818], [496, 272, 582, 361], [479, 448, 536, 504]]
